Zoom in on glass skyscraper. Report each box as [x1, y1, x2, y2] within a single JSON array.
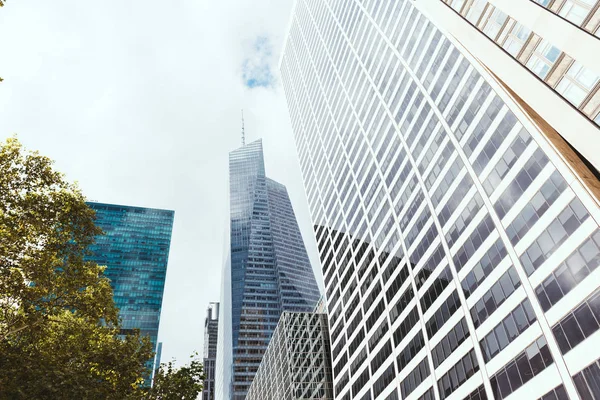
[[281, 1, 600, 399], [215, 139, 321, 400], [87, 202, 174, 380]]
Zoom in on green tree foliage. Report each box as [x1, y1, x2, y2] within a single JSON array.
[[145, 354, 204, 400], [0, 137, 153, 398]]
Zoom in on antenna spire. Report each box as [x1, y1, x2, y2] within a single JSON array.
[[241, 109, 245, 146]]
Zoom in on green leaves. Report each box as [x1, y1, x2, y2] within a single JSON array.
[[145, 353, 205, 400], [0, 137, 154, 399]]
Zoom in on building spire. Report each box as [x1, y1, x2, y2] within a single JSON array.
[[241, 109, 245, 146]]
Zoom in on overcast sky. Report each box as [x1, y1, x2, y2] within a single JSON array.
[[0, 0, 322, 366]]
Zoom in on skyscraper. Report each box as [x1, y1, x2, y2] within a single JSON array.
[[204, 302, 220, 400], [281, 1, 600, 399], [215, 139, 321, 400], [87, 202, 174, 381], [246, 311, 334, 400]]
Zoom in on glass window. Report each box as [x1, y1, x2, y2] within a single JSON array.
[[562, 314, 585, 348], [496, 324, 510, 349], [574, 304, 600, 337], [559, 0, 595, 25], [503, 22, 531, 57], [483, 8, 508, 39], [466, 0, 488, 24], [556, 61, 600, 107], [526, 40, 561, 79]]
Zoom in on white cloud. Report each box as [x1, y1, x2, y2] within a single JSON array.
[[0, 0, 321, 367]]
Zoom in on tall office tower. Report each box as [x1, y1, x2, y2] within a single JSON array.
[[204, 302, 220, 400], [281, 0, 600, 399], [87, 202, 174, 381], [215, 139, 322, 400], [246, 311, 334, 400]]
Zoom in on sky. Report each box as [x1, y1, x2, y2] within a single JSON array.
[[0, 0, 323, 367]]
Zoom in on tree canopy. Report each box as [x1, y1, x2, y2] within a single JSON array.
[[0, 137, 154, 398]]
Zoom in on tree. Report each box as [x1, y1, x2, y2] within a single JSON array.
[[145, 354, 204, 400], [0, 137, 154, 399]]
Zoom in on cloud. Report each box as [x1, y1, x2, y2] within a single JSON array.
[[0, 0, 323, 369], [242, 36, 275, 88]]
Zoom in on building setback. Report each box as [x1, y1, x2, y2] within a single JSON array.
[[280, 0, 600, 399], [246, 311, 334, 400], [204, 302, 220, 400], [215, 139, 322, 400], [87, 202, 174, 382]]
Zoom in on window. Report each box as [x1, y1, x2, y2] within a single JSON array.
[[394, 308, 420, 348], [503, 22, 531, 57], [536, 229, 600, 311], [490, 337, 553, 399], [480, 299, 537, 361], [507, 171, 568, 245], [400, 357, 430, 398], [397, 332, 425, 372], [552, 289, 600, 354], [538, 384, 569, 400], [426, 290, 462, 338], [437, 349, 479, 399], [483, 8, 508, 40], [470, 267, 521, 328], [390, 286, 414, 323], [462, 238, 508, 298], [595, 112, 600, 125], [556, 61, 600, 107], [465, 384, 487, 400], [559, 0, 596, 25], [466, 0, 488, 24], [431, 318, 470, 368], [453, 215, 497, 271], [373, 363, 396, 398], [573, 357, 600, 399], [520, 198, 589, 275], [526, 40, 561, 79], [421, 266, 453, 313]]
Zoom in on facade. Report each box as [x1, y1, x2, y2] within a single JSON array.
[[204, 302, 220, 400], [280, 1, 600, 400], [215, 139, 322, 400], [87, 202, 174, 381], [246, 312, 334, 400]]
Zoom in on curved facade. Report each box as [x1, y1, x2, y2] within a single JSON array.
[[280, 0, 600, 399]]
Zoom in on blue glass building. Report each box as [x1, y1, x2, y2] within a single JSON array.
[[86, 202, 174, 380], [216, 139, 321, 400]]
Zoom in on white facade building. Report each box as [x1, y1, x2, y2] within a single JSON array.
[[280, 0, 600, 399]]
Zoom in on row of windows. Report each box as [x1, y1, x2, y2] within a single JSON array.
[[537, 384, 569, 400], [461, 238, 507, 298], [470, 266, 521, 328], [480, 299, 537, 362], [400, 357, 430, 398], [552, 288, 600, 354], [437, 348, 480, 399], [489, 336, 553, 399], [397, 331, 425, 372], [521, 198, 589, 276], [536, 229, 600, 311], [573, 357, 600, 399], [506, 170, 568, 246], [453, 215, 496, 271], [431, 317, 470, 368], [426, 290, 462, 338], [390, 286, 414, 323], [421, 266, 453, 313]]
